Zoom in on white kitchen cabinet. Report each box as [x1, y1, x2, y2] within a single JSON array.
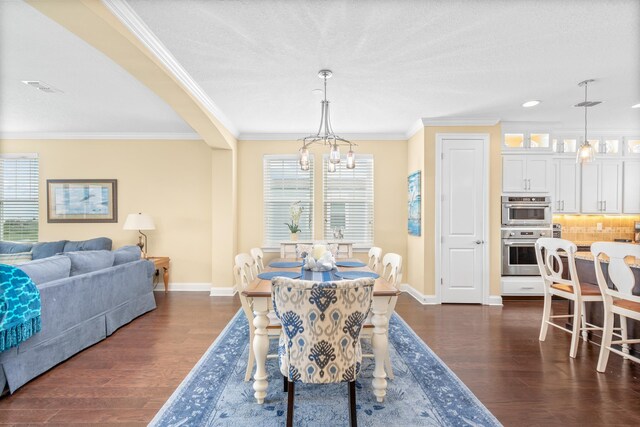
[[623, 161, 640, 213], [503, 132, 551, 151], [553, 159, 580, 213], [581, 160, 622, 213], [502, 155, 550, 193]]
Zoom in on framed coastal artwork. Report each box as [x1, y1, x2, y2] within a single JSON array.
[[47, 179, 117, 223], [408, 171, 421, 236]]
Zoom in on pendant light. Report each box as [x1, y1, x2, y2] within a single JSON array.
[[575, 79, 598, 164], [299, 70, 357, 172]]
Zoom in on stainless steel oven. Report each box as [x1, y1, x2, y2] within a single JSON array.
[[502, 228, 551, 276], [501, 196, 551, 227]]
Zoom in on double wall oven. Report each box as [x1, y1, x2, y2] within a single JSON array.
[[501, 196, 552, 276]]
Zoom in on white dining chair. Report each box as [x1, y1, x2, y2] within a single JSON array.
[[381, 252, 403, 285], [235, 253, 256, 282], [591, 242, 638, 372], [368, 247, 382, 273], [250, 247, 265, 273], [233, 255, 281, 381], [535, 238, 607, 358]]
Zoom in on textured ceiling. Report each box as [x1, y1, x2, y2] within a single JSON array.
[[128, 0, 640, 135], [0, 0, 193, 135]]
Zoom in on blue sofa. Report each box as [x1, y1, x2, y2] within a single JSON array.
[[0, 238, 156, 393]]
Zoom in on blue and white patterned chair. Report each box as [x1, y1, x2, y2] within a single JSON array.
[[272, 277, 374, 427]]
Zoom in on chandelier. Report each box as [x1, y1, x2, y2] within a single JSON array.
[[299, 70, 356, 172], [575, 79, 599, 164]]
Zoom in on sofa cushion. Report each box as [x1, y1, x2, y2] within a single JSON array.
[[0, 241, 33, 254], [65, 250, 115, 276], [0, 251, 33, 265], [113, 245, 141, 266], [32, 240, 68, 260], [17, 255, 71, 285], [63, 237, 112, 253]]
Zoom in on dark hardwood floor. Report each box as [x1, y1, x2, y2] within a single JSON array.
[[1, 293, 639, 426]]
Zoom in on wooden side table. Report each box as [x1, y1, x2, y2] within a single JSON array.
[[147, 256, 170, 293]]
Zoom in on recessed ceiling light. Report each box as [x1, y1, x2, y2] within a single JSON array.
[[632, 103, 640, 109], [522, 100, 541, 108]]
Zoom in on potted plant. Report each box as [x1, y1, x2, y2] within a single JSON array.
[[285, 201, 303, 241]]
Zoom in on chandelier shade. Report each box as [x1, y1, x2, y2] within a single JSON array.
[[299, 70, 356, 172]]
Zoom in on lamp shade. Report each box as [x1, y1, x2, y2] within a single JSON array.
[[123, 213, 155, 230]]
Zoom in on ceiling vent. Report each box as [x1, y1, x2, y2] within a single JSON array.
[[21, 80, 63, 93], [574, 100, 602, 107]]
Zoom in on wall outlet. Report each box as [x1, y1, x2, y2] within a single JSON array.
[[596, 222, 603, 231]]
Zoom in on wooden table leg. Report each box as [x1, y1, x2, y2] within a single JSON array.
[[163, 267, 169, 294], [371, 295, 389, 403], [252, 297, 270, 404]]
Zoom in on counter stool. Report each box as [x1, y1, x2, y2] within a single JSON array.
[[535, 238, 605, 358], [591, 242, 638, 372]]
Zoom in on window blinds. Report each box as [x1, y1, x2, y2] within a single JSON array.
[[0, 154, 39, 242], [263, 155, 314, 246], [323, 154, 374, 246]]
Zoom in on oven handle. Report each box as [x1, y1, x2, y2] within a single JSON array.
[[503, 241, 538, 247], [504, 204, 550, 208]]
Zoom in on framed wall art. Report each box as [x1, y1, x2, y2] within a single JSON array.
[[47, 179, 117, 223], [408, 171, 421, 236]]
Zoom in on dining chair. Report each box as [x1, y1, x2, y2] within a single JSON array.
[[233, 258, 281, 381], [250, 247, 265, 273], [235, 253, 257, 281], [367, 247, 382, 273], [272, 277, 374, 427], [535, 238, 607, 358], [591, 242, 639, 372]]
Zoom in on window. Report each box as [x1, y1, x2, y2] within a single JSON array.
[[263, 155, 314, 246], [0, 154, 39, 242], [323, 154, 373, 246]]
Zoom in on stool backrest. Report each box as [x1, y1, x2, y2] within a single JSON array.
[[591, 242, 640, 302], [535, 238, 580, 293]]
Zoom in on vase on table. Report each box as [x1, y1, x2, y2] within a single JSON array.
[[290, 233, 298, 241]]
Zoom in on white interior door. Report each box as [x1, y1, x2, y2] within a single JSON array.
[[441, 137, 486, 303]]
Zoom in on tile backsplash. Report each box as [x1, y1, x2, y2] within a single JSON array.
[[553, 215, 640, 244]]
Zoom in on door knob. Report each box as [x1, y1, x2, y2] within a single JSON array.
[[475, 240, 484, 244]]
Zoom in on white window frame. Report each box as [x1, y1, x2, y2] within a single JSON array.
[[263, 154, 314, 248], [322, 154, 374, 248], [0, 153, 39, 242]]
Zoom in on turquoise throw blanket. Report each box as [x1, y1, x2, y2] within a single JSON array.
[[0, 264, 41, 352]]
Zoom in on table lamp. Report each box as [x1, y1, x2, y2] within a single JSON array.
[[123, 213, 155, 257]]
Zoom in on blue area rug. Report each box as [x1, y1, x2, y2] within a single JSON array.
[[150, 310, 501, 427]]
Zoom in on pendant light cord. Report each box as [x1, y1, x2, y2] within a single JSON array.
[[584, 81, 588, 143]]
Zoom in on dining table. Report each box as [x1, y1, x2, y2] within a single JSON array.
[[242, 258, 401, 405]]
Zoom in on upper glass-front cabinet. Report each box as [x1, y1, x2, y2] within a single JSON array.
[[624, 137, 640, 156], [552, 136, 624, 156], [503, 132, 551, 150]]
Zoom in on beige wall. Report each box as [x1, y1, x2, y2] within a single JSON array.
[[236, 140, 408, 266], [0, 139, 213, 284], [406, 128, 426, 294]]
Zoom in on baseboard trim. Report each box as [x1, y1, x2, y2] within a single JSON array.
[[154, 282, 212, 292], [486, 295, 504, 306], [399, 284, 440, 305], [209, 286, 237, 297]]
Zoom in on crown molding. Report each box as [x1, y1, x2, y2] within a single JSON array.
[[421, 117, 501, 127], [238, 132, 408, 141], [0, 132, 202, 140], [101, 0, 238, 138], [405, 119, 425, 139]]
